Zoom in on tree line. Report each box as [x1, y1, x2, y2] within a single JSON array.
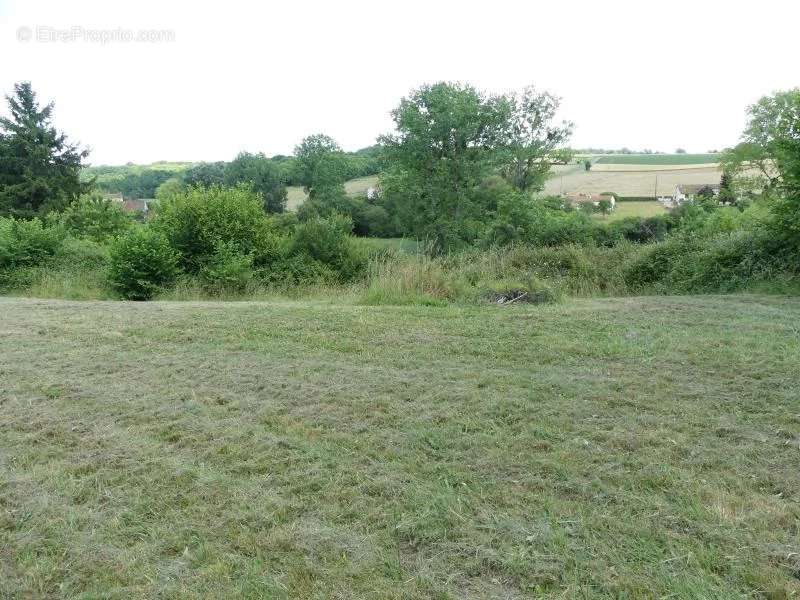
[[1, 79, 798, 299]]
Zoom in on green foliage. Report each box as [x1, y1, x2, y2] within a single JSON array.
[[154, 177, 183, 201], [722, 88, 800, 254], [83, 162, 192, 200], [352, 201, 396, 238], [59, 194, 132, 242], [181, 161, 227, 188], [108, 227, 179, 300], [290, 214, 364, 281], [224, 152, 287, 213], [603, 215, 673, 244], [362, 243, 634, 305], [293, 134, 349, 198], [0, 216, 66, 287], [380, 82, 511, 251], [500, 86, 572, 192], [199, 241, 254, 294], [151, 185, 271, 272], [0, 82, 90, 216]]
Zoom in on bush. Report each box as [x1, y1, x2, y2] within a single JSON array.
[[199, 241, 254, 294], [151, 185, 271, 272], [108, 227, 180, 300], [0, 217, 66, 288], [59, 194, 132, 242], [354, 202, 394, 237], [290, 214, 364, 281], [603, 215, 673, 245], [21, 237, 111, 299]]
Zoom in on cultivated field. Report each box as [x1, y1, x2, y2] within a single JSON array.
[[593, 153, 720, 165], [2, 296, 799, 598], [545, 165, 722, 198], [591, 163, 720, 172]]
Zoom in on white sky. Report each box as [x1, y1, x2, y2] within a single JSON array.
[[1, 0, 797, 165]]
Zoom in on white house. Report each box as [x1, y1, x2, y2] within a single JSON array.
[[673, 183, 720, 204], [565, 193, 616, 211]]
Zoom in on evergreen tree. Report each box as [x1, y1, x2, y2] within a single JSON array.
[[0, 82, 90, 217]]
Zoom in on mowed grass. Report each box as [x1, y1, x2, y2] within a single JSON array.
[[1, 296, 799, 598], [593, 201, 667, 222], [594, 154, 720, 165]]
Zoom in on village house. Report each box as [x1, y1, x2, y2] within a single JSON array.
[[673, 183, 720, 204], [122, 199, 154, 214], [564, 193, 616, 211]]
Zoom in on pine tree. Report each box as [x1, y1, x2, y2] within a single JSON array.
[[0, 82, 90, 217]]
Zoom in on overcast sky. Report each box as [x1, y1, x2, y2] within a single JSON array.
[[1, 0, 797, 165]]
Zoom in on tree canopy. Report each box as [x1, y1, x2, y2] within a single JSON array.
[[0, 82, 90, 217], [379, 82, 572, 250]]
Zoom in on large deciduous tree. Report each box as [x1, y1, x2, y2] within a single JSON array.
[[294, 134, 348, 198], [379, 82, 511, 250], [0, 82, 90, 217], [500, 86, 572, 192], [723, 89, 800, 246]]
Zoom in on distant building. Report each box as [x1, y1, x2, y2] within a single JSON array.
[[122, 199, 154, 214], [564, 193, 616, 211], [673, 183, 720, 204]]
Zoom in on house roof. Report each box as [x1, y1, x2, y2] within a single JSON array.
[[122, 199, 150, 212]]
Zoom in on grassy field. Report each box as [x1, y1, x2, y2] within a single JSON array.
[[2, 295, 799, 598], [286, 175, 379, 211], [594, 154, 720, 165], [594, 201, 667, 222], [545, 165, 722, 198]]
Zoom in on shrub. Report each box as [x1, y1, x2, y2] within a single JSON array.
[[151, 185, 270, 272], [21, 237, 111, 299], [354, 202, 394, 237], [199, 241, 254, 295], [0, 217, 66, 288], [604, 215, 672, 245], [290, 214, 364, 281], [622, 235, 700, 291], [108, 227, 180, 300], [528, 208, 595, 246], [59, 194, 132, 242]]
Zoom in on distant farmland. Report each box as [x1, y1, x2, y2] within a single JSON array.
[[545, 165, 722, 198], [594, 153, 720, 165]]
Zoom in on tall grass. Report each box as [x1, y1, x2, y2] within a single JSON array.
[[360, 243, 639, 305]]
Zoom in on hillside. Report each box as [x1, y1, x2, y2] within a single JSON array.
[[2, 295, 799, 598]]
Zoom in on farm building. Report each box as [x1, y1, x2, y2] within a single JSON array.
[[673, 183, 720, 203], [564, 193, 616, 211], [122, 199, 154, 214]]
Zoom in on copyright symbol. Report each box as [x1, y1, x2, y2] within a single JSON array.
[[17, 26, 32, 42]]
